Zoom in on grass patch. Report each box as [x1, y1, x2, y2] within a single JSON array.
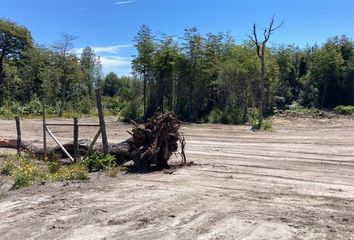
[[0, 154, 90, 189], [50, 164, 89, 181], [0, 152, 122, 189], [334, 105, 354, 115]]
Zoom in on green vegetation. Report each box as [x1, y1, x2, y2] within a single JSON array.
[[251, 119, 272, 132], [1, 18, 354, 124], [334, 105, 354, 115], [0, 153, 119, 189], [81, 153, 116, 172]]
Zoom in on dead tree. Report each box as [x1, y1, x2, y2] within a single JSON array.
[[248, 16, 283, 129]]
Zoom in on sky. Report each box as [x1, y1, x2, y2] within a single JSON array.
[[1, 0, 354, 75]]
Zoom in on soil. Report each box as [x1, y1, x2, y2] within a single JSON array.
[[1, 116, 354, 240]]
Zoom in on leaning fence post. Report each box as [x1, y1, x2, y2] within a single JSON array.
[[95, 88, 108, 155], [42, 98, 47, 161], [15, 116, 21, 156], [73, 117, 79, 161]]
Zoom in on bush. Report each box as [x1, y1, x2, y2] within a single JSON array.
[[104, 97, 126, 116], [82, 153, 116, 172], [251, 119, 272, 131], [208, 109, 223, 123], [77, 97, 92, 115], [334, 105, 354, 115]]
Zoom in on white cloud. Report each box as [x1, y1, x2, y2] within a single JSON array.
[[100, 56, 131, 67], [100, 56, 132, 76], [72, 44, 133, 76], [114, 1, 135, 5], [72, 44, 131, 55]]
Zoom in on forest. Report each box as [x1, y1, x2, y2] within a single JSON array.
[[1, 18, 354, 124]]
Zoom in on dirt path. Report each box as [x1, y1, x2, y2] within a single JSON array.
[[1, 116, 354, 239]]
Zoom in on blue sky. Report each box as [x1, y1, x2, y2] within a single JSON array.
[[1, 0, 354, 75]]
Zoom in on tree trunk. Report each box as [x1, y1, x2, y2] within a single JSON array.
[[320, 78, 328, 108], [59, 78, 67, 117], [258, 54, 265, 127], [242, 87, 248, 124], [0, 53, 5, 105]]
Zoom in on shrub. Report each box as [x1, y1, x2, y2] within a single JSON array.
[[251, 119, 272, 131], [208, 109, 223, 123], [334, 105, 354, 115], [104, 97, 126, 116], [77, 97, 92, 115], [82, 153, 116, 172]]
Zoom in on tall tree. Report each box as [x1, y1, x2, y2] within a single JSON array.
[[52, 33, 78, 116], [102, 72, 120, 97], [0, 19, 32, 105], [132, 25, 155, 119], [249, 16, 282, 128], [310, 42, 344, 108], [149, 35, 179, 114], [182, 27, 204, 121], [80, 47, 102, 96]]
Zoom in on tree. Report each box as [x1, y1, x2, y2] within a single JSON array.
[[132, 25, 155, 119], [310, 42, 344, 108], [81, 47, 102, 96], [218, 45, 259, 123], [52, 33, 78, 116], [182, 27, 204, 121], [249, 16, 282, 128], [102, 72, 120, 97], [148, 35, 179, 114], [0, 19, 32, 104]]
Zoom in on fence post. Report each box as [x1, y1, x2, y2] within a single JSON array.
[[95, 88, 108, 154], [15, 116, 21, 156], [73, 117, 79, 161], [42, 98, 47, 161]]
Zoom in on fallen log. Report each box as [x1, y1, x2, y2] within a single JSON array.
[[0, 112, 186, 170]]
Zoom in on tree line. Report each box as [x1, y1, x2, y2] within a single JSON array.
[[1, 18, 354, 123]]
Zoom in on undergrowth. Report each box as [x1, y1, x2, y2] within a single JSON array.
[[334, 105, 354, 115], [0, 152, 120, 189]]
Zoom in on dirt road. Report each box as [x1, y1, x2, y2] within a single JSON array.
[[1, 116, 354, 239]]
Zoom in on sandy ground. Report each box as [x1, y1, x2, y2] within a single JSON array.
[[0, 116, 354, 240]]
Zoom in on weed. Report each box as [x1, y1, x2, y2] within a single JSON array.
[[50, 164, 88, 181], [48, 160, 61, 174], [1, 158, 16, 176], [11, 158, 38, 189], [82, 153, 116, 172]]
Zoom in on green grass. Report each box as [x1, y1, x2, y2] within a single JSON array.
[[0, 152, 122, 189], [0, 154, 90, 189], [334, 105, 354, 115]]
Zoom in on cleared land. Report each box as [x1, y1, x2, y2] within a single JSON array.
[[0, 116, 354, 239]]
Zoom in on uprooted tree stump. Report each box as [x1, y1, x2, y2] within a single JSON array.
[[0, 112, 186, 171]]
